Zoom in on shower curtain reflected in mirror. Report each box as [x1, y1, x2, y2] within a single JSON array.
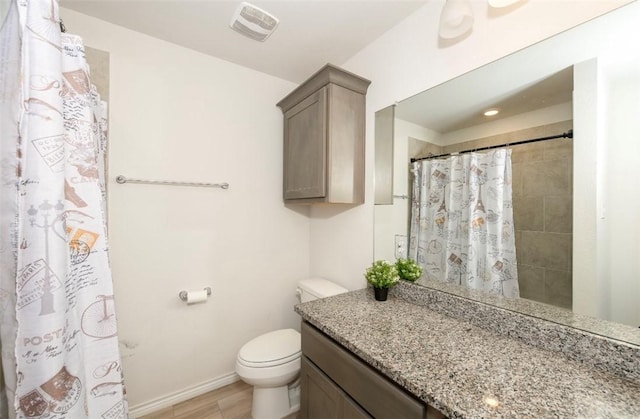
[[409, 149, 520, 298], [0, 1, 127, 417]]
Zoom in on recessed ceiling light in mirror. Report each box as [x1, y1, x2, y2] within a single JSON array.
[[484, 108, 500, 117]]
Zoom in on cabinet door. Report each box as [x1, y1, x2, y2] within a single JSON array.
[[343, 396, 371, 419], [300, 356, 371, 419], [283, 87, 327, 200], [302, 322, 426, 418]]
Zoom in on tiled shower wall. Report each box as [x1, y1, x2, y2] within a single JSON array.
[[438, 120, 575, 309], [511, 122, 573, 309]]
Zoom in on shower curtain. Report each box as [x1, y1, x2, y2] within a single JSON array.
[[0, 1, 127, 417], [408, 149, 519, 298]]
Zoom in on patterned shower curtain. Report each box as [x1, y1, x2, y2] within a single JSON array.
[[408, 149, 520, 298], [0, 1, 127, 417]]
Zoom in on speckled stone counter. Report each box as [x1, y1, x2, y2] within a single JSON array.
[[295, 289, 640, 418]]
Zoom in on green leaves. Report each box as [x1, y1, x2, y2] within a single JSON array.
[[365, 258, 423, 289], [395, 258, 423, 282], [364, 260, 400, 289]]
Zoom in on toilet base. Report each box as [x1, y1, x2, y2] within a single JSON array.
[[251, 382, 300, 419]]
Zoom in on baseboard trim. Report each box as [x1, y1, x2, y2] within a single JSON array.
[[128, 371, 240, 418]]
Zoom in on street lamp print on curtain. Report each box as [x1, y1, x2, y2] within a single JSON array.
[[409, 149, 520, 298], [0, 0, 128, 418]]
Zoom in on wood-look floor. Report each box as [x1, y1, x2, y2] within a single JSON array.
[[139, 381, 253, 419], [139, 380, 299, 419]]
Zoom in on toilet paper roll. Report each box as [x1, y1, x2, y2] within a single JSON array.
[[186, 290, 208, 304]]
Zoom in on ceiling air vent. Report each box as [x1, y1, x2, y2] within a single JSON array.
[[230, 2, 280, 42]]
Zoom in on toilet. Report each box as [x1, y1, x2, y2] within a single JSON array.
[[235, 278, 348, 419]]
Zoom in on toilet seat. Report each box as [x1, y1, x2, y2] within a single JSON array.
[[237, 329, 301, 368], [235, 279, 345, 419]]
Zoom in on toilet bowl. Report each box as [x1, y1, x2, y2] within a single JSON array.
[[235, 278, 348, 419], [236, 329, 301, 419]]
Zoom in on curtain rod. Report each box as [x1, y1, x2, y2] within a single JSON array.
[[410, 130, 573, 163]]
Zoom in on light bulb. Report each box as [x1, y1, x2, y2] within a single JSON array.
[[484, 108, 500, 116]]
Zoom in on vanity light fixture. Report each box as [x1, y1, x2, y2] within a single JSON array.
[[484, 108, 500, 117], [439, 0, 522, 41], [229, 2, 280, 42], [438, 0, 474, 39]]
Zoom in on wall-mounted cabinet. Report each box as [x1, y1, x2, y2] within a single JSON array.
[[277, 64, 370, 204]]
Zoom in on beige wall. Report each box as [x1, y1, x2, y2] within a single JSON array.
[[62, 8, 309, 415]]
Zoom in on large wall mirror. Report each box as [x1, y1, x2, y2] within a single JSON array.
[[374, 2, 640, 342]]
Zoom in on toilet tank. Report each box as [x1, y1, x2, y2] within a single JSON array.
[[297, 278, 348, 303]]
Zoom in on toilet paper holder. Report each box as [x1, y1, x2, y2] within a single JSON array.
[[178, 287, 212, 302]]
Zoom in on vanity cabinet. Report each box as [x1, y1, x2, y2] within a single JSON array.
[[277, 64, 370, 204], [301, 321, 444, 419], [301, 357, 371, 419]]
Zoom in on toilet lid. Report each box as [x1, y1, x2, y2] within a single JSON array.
[[238, 329, 301, 368]]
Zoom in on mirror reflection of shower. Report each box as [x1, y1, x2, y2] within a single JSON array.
[[375, 67, 574, 311], [411, 126, 573, 308]]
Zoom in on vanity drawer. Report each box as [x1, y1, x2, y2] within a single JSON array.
[[302, 321, 426, 418]]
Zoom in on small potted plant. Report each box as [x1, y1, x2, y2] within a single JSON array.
[[364, 260, 400, 301], [395, 258, 423, 282]]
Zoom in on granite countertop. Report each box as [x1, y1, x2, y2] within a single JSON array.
[[295, 289, 640, 418]]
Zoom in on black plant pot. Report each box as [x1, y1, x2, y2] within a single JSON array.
[[373, 287, 388, 301]]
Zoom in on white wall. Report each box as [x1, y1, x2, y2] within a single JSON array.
[[573, 59, 604, 319], [574, 37, 640, 328], [312, 0, 631, 292], [605, 66, 640, 326], [61, 8, 310, 413], [374, 120, 435, 262]]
